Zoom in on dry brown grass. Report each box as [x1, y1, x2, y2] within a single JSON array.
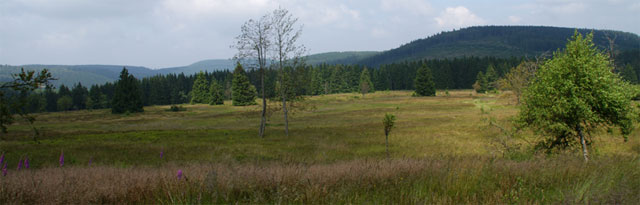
[[1, 156, 638, 204]]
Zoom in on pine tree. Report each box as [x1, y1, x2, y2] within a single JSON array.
[[359, 67, 374, 97], [44, 85, 58, 112], [209, 78, 224, 105], [232, 63, 257, 106], [414, 64, 436, 96], [485, 64, 498, 91], [71, 83, 88, 110], [309, 68, 323, 95], [473, 71, 487, 93], [112, 67, 143, 114], [190, 72, 211, 104]]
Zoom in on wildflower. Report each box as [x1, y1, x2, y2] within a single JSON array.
[[177, 169, 183, 180], [88, 157, 92, 166], [0, 153, 4, 165], [59, 151, 64, 167], [160, 150, 164, 159], [17, 159, 22, 171], [24, 156, 29, 169]]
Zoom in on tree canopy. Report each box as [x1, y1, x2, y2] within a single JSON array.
[[517, 32, 636, 161]]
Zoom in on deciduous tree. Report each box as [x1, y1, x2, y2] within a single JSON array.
[[517, 32, 636, 162]]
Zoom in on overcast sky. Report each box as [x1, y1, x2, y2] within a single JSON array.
[[1, 0, 638, 68]]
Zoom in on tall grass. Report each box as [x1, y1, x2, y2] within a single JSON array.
[[1, 156, 638, 204], [1, 90, 638, 203]]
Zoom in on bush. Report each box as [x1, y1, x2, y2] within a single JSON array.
[[166, 105, 186, 112]]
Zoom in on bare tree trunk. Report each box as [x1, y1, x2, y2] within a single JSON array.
[[283, 92, 289, 136], [578, 126, 589, 162], [259, 67, 266, 138], [281, 61, 289, 137], [385, 133, 390, 158]]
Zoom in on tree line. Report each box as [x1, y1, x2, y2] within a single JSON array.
[[8, 56, 526, 114]]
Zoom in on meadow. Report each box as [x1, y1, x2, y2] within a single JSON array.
[[1, 90, 639, 203]]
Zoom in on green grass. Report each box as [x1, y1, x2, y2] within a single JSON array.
[[1, 90, 639, 203]]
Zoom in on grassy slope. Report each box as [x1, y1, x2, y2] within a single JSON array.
[[1, 91, 639, 203]]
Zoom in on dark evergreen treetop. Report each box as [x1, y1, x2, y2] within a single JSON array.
[[414, 64, 436, 96], [232, 63, 257, 106], [190, 72, 210, 104], [209, 78, 224, 105], [111, 67, 143, 114]]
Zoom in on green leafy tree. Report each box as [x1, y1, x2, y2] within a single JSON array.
[[0, 68, 53, 135], [190, 72, 211, 104], [209, 78, 224, 105], [232, 63, 257, 106], [383, 113, 396, 158], [359, 67, 374, 97], [414, 64, 436, 96], [111, 67, 143, 114], [517, 32, 636, 162], [497, 61, 538, 104]]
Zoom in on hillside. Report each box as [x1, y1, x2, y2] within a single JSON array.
[[359, 26, 640, 67], [305, 51, 380, 65], [0, 61, 234, 87]]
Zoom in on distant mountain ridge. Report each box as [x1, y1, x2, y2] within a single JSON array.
[[358, 25, 640, 67], [3, 25, 639, 87]]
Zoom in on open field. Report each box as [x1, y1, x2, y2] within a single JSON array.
[[1, 90, 639, 203]]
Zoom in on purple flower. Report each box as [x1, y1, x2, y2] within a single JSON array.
[[177, 169, 183, 180], [24, 156, 29, 169], [17, 159, 22, 171], [88, 157, 92, 166], [0, 153, 4, 165], [59, 151, 64, 167], [160, 150, 164, 159]]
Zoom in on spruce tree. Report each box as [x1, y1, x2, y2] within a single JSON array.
[[111, 67, 143, 114], [485, 64, 498, 91], [414, 64, 436, 96], [209, 78, 224, 105], [232, 63, 257, 106], [473, 71, 487, 93], [190, 72, 210, 104], [359, 67, 374, 97]]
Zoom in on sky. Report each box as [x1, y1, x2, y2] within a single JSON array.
[[1, 0, 639, 68]]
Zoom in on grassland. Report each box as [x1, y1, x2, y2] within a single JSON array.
[[1, 90, 639, 203]]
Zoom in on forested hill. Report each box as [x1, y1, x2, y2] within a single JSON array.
[[358, 26, 640, 67]]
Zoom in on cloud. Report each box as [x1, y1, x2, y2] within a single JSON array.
[[380, 0, 433, 15], [434, 6, 485, 28], [508, 15, 522, 23]]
